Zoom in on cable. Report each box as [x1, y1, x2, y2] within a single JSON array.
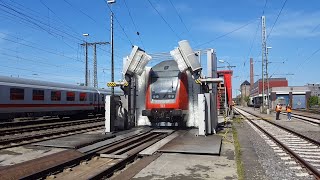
[[63, 0, 100, 25], [0, 48, 85, 73], [147, 0, 181, 40], [267, 0, 288, 39], [195, 18, 259, 48], [40, 0, 81, 36], [0, 36, 83, 62], [0, 1, 82, 51], [123, 0, 145, 49], [167, 0, 194, 42]]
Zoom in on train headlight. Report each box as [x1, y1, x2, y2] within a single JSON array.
[[155, 94, 160, 99], [171, 95, 175, 99]]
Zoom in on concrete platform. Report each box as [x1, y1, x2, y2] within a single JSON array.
[[0, 145, 65, 166], [33, 133, 114, 149], [132, 129, 237, 180], [158, 129, 222, 155]]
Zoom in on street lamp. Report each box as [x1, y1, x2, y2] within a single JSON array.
[[83, 33, 89, 86], [218, 59, 236, 69], [107, 0, 116, 95]]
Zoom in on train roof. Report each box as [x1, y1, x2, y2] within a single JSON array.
[[151, 60, 179, 72], [0, 75, 122, 94], [150, 60, 181, 77]]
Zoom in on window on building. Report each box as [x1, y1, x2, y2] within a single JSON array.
[[33, 89, 44, 100], [67, 91, 75, 101], [10, 88, 24, 100], [79, 92, 87, 101], [51, 91, 61, 101]]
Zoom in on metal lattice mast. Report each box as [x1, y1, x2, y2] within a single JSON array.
[[93, 44, 97, 88], [85, 42, 89, 86], [261, 16, 267, 108], [81, 42, 109, 87], [110, 9, 114, 95]]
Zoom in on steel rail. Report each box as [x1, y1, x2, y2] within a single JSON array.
[[282, 112, 320, 126], [0, 122, 104, 150], [88, 134, 166, 179], [239, 108, 320, 145], [234, 107, 320, 178], [19, 130, 164, 179], [0, 118, 103, 136]]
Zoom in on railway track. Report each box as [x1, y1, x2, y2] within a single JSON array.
[[0, 118, 104, 150], [279, 111, 320, 126], [0, 115, 97, 128], [234, 107, 320, 179], [0, 129, 168, 180]]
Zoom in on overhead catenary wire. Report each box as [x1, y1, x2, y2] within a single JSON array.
[[147, 0, 182, 41], [0, 48, 85, 73], [40, 0, 82, 36], [0, 36, 83, 62], [0, 1, 82, 51], [167, 0, 195, 43], [266, 0, 288, 39], [123, 0, 145, 50], [195, 18, 259, 48], [103, 0, 134, 46]]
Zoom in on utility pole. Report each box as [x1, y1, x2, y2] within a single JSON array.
[[266, 47, 272, 114], [81, 41, 109, 88], [85, 42, 89, 86], [261, 16, 267, 112], [82, 33, 89, 86], [107, 0, 116, 95], [93, 44, 97, 88]]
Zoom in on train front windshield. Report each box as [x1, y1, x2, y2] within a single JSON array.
[[151, 77, 178, 99]]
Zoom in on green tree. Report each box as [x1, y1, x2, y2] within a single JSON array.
[[308, 96, 318, 107], [244, 96, 250, 103]]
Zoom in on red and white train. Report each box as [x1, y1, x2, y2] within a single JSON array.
[[0, 75, 121, 120], [142, 60, 189, 126]]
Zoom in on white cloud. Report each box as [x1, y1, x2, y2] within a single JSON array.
[[268, 10, 320, 38], [194, 10, 320, 39]]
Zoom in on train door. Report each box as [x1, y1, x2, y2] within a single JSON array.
[[94, 93, 99, 112]]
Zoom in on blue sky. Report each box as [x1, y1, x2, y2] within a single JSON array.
[[0, 0, 319, 96]]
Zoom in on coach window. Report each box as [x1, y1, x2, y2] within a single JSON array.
[[94, 93, 97, 102], [67, 91, 75, 101], [10, 88, 24, 100], [51, 91, 61, 101], [79, 92, 87, 101], [33, 90, 44, 100], [89, 93, 93, 101]]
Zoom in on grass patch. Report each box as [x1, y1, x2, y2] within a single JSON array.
[[233, 116, 243, 124], [232, 125, 244, 180]]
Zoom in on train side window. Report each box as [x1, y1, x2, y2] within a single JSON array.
[[51, 91, 61, 101], [66, 91, 75, 101], [10, 88, 24, 100], [101, 94, 104, 102], [89, 93, 93, 101], [94, 94, 97, 101], [79, 92, 87, 101], [33, 90, 44, 100]]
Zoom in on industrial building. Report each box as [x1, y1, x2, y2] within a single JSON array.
[[240, 80, 250, 106], [248, 78, 311, 109], [305, 83, 320, 97]]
